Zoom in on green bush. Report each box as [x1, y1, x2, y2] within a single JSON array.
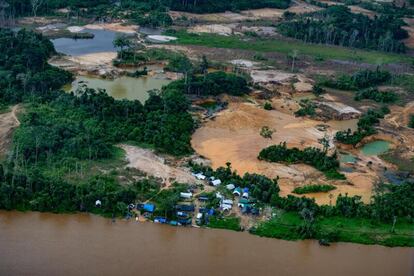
[[409, 115, 414, 128], [354, 88, 398, 103], [293, 184, 337, 194], [264, 102, 273, 110]]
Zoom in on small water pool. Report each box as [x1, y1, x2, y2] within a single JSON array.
[[360, 141, 391, 156], [52, 29, 123, 56], [339, 153, 357, 163]]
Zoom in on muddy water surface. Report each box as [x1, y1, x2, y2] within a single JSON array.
[[65, 75, 171, 102], [0, 211, 413, 276]]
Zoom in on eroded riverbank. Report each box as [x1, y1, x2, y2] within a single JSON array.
[[0, 211, 413, 276]]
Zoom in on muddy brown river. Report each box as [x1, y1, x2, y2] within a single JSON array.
[[0, 211, 413, 276]]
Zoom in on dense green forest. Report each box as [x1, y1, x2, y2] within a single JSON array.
[[0, 28, 194, 215], [258, 142, 345, 180], [278, 6, 408, 53], [2, 0, 290, 17], [0, 29, 72, 104], [163, 0, 291, 13]]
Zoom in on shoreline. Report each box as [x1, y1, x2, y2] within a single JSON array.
[[2, 209, 412, 248]]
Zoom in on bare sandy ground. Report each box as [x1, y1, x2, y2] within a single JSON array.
[[188, 24, 235, 35], [120, 144, 197, 185], [83, 23, 139, 34], [0, 106, 20, 158], [49, 52, 119, 76], [68, 52, 117, 67], [170, 1, 321, 23], [192, 101, 326, 179], [191, 100, 385, 204]]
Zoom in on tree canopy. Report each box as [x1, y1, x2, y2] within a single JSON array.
[[278, 6, 408, 53]]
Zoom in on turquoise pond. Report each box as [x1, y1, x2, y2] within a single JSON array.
[[360, 141, 391, 156], [339, 153, 357, 163]]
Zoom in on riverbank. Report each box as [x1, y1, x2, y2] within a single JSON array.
[[0, 211, 412, 276]]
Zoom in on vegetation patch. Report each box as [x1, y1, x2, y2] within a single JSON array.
[[253, 212, 414, 247], [335, 107, 390, 145], [292, 184, 337, 195], [294, 99, 316, 117], [171, 31, 410, 64], [278, 6, 408, 53], [167, 71, 249, 96], [354, 88, 398, 103], [208, 216, 241, 231], [258, 142, 345, 180], [322, 69, 392, 91]]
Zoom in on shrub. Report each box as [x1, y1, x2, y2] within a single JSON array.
[[264, 102, 273, 110], [293, 184, 337, 194]]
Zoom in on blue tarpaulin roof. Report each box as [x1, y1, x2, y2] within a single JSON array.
[[143, 203, 155, 213]]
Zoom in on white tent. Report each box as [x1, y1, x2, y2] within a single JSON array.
[[226, 184, 236, 190], [211, 179, 222, 186], [180, 192, 193, 199]]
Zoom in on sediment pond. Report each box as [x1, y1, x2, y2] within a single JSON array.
[[361, 140, 391, 156], [0, 211, 412, 276], [52, 29, 122, 56], [64, 75, 171, 102]]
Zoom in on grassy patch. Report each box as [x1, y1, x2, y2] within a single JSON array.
[[209, 216, 241, 231], [390, 75, 414, 94], [170, 31, 411, 64], [252, 212, 414, 247], [41, 146, 129, 185]]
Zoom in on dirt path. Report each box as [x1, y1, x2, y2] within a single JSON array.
[[11, 105, 20, 126], [0, 105, 20, 157]]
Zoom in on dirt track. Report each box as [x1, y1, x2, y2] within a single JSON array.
[[0, 105, 20, 158]]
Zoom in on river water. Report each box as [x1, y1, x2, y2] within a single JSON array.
[[0, 211, 412, 276]]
